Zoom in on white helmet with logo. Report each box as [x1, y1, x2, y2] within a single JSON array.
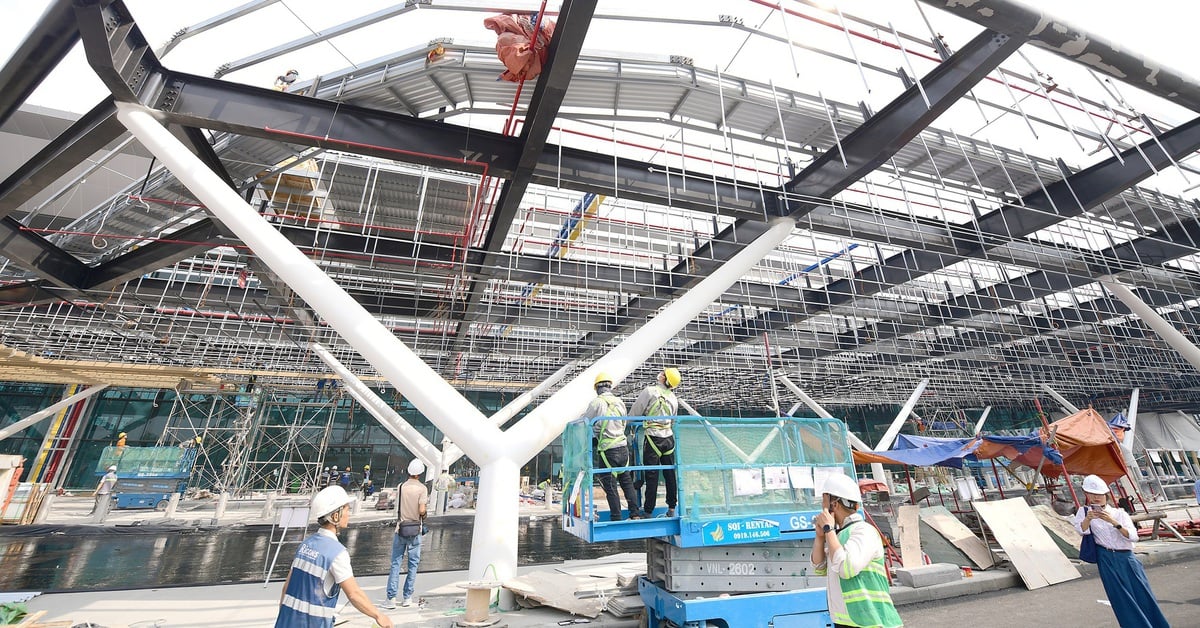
[[311, 486, 354, 520]]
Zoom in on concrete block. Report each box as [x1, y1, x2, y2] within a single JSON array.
[[894, 563, 963, 588]]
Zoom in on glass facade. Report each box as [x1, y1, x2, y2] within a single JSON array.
[[0, 382, 564, 491]]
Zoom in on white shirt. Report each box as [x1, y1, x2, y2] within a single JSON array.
[[316, 528, 353, 596], [1073, 504, 1136, 551]]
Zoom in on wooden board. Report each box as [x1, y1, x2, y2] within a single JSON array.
[[917, 520, 972, 566], [896, 504, 923, 568], [920, 505, 995, 569], [1030, 504, 1081, 559], [972, 498, 1079, 590]]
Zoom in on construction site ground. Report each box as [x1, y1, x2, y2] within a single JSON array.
[[12, 496, 1200, 626]]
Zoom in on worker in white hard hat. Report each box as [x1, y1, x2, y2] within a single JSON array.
[[381, 459, 429, 609], [89, 465, 119, 520], [582, 372, 644, 521], [1074, 474, 1167, 628], [275, 486, 393, 627], [630, 367, 681, 518], [812, 473, 902, 628]]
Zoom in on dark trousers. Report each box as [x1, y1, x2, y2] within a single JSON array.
[[642, 435, 677, 513], [596, 445, 639, 520]]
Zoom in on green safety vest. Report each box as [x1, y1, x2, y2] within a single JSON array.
[[821, 522, 903, 628]]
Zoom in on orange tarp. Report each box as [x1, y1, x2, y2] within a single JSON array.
[[1038, 407, 1129, 483]]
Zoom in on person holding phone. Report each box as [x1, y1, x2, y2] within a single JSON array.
[[811, 474, 902, 628], [1073, 475, 1167, 628]]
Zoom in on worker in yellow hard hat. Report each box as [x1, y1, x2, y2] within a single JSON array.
[[581, 372, 643, 521], [115, 431, 127, 451], [630, 367, 681, 518]]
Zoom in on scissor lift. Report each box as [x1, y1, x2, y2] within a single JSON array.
[[561, 416, 856, 627]]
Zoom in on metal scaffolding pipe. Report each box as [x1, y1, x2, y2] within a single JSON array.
[[0, 385, 108, 441], [1041, 384, 1080, 414], [917, 0, 1200, 114], [310, 343, 440, 471], [875, 379, 929, 451]]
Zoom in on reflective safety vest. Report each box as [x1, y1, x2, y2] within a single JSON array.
[[594, 393, 627, 452], [275, 531, 344, 627], [816, 520, 903, 628]]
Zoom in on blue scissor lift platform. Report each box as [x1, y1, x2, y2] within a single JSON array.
[[561, 415, 857, 627]]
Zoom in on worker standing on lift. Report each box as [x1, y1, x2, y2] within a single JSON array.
[[630, 367, 681, 518], [582, 373, 644, 521]]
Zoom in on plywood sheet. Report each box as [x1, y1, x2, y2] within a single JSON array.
[[1030, 504, 1081, 558], [504, 571, 607, 618], [919, 505, 995, 570], [896, 504, 923, 568], [972, 498, 1079, 590]]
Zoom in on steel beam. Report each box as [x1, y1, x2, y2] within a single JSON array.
[[918, 0, 1200, 114], [0, 217, 91, 289], [0, 98, 124, 220], [0, 0, 78, 129]]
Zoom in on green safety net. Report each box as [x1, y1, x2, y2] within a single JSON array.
[[562, 416, 855, 522], [95, 446, 194, 478]]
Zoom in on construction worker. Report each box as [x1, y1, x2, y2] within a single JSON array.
[[433, 468, 454, 515], [382, 459, 429, 609], [582, 373, 643, 521], [328, 466, 340, 488], [90, 465, 119, 520], [274, 69, 299, 92], [274, 486, 393, 628], [115, 432, 127, 450], [630, 367, 681, 518], [812, 474, 902, 628]]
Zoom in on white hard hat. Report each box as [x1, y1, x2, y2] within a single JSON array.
[[311, 486, 354, 519], [408, 459, 426, 476], [107, 465, 117, 472], [1081, 474, 1109, 495], [820, 473, 861, 503]]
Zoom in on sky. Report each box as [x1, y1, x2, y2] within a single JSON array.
[[0, 0, 1195, 117]]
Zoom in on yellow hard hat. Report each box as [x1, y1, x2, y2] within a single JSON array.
[[118, 432, 127, 438], [195, 436, 203, 443], [594, 372, 613, 387], [364, 465, 370, 470], [663, 367, 681, 388]]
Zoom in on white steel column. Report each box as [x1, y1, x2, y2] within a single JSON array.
[[1040, 384, 1080, 414], [0, 385, 108, 441], [503, 219, 795, 465], [775, 375, 871, 451], [1103, 278, 1200, 371], [973, 406, 993, 436], [119, 101, 795, 589], [116, 103, 500, 460], [440, 361, 576, 468], [872, 379, 929, 489], [310, 343, 440, 470]]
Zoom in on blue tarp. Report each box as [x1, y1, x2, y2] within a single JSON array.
[[854, 432, 1063, 468]]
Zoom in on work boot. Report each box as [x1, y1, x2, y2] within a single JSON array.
[[629, 510, 647, 520], [665, 507, 675, 518]]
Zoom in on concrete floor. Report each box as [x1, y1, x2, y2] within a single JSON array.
[[20, 536, 1199, 627]]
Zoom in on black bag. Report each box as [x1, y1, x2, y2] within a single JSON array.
[[398, 521, 422, 537], [1078, 531, 1098, 563]]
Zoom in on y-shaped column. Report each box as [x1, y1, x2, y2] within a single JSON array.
[[117, 102, 794, 588]]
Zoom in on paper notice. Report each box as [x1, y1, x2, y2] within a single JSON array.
[[764, 466, 790, 490], [788, 465, 814, 489], [732, 468, 764, 496]]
